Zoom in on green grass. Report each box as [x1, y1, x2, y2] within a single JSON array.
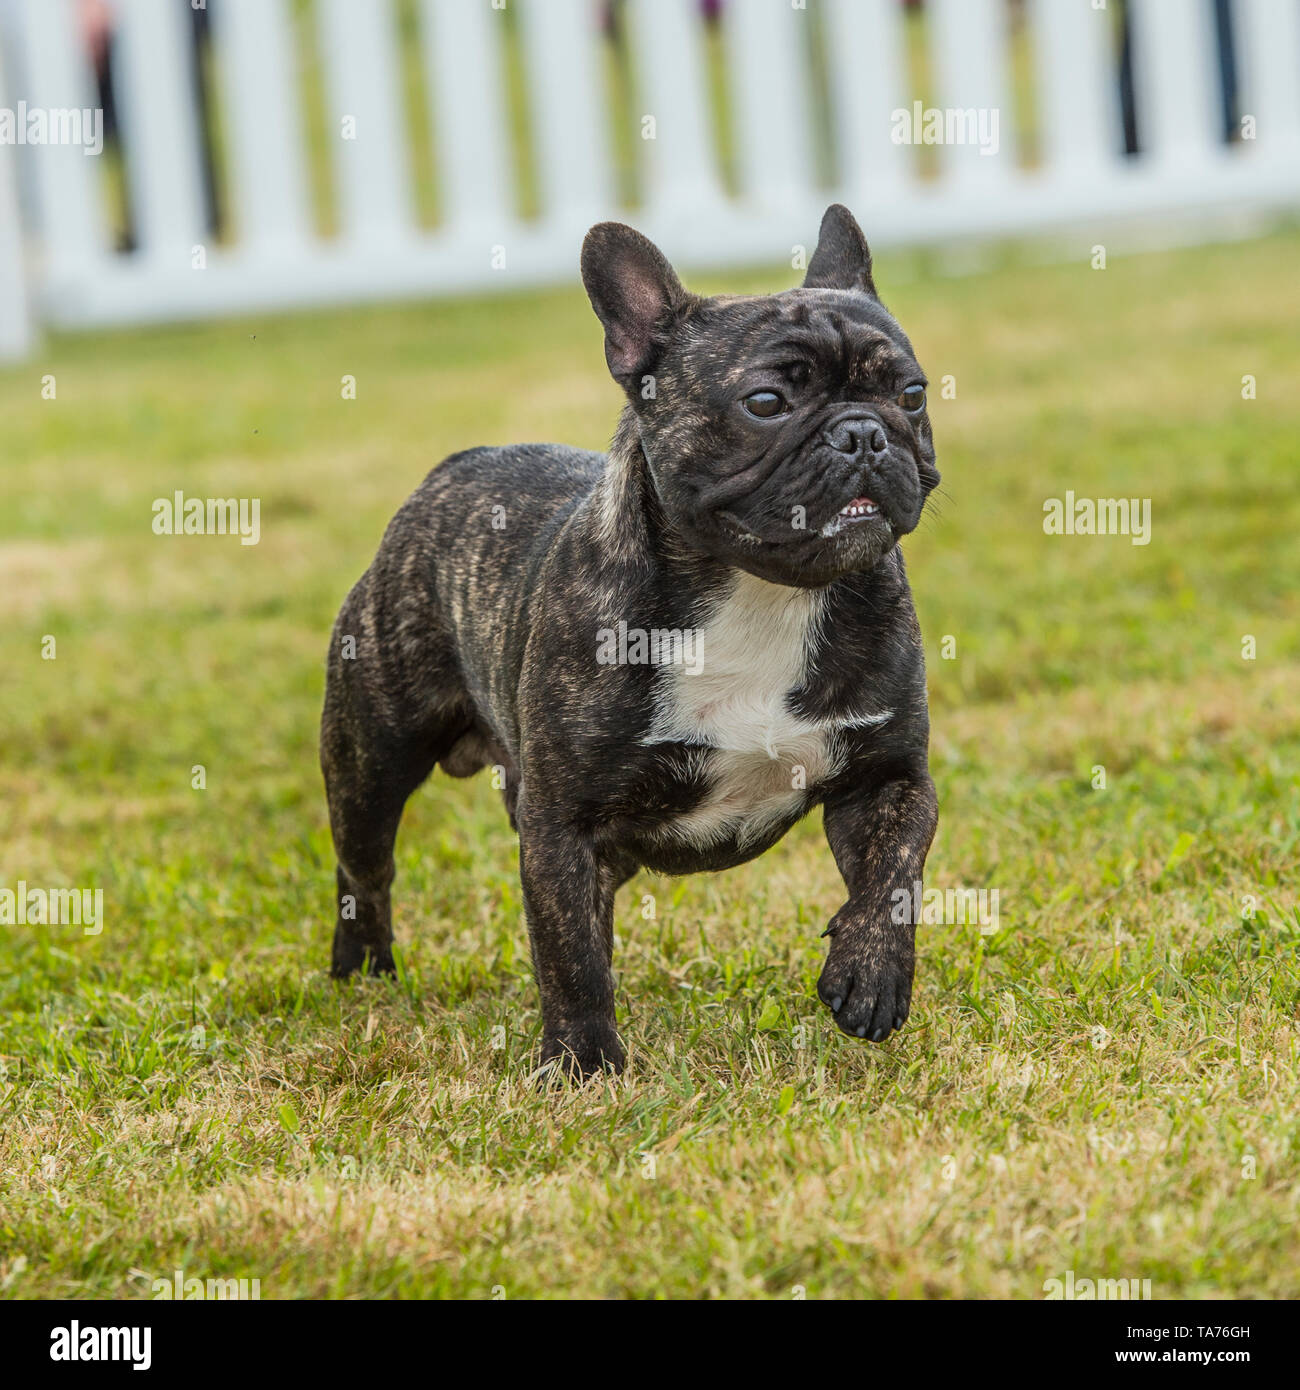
[[1, 230, 1298, 1299]]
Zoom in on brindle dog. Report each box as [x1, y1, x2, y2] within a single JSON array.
[[321, 205, 941, 1079]]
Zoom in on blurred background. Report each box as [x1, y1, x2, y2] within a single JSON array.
[[1, 0, 1299, 354], [0, 0, 1298, 1300]]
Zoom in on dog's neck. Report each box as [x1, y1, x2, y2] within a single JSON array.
[[590, 409, 680, 565], [594, 412, 744, 608]]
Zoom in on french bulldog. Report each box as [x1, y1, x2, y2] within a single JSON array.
[[321, 204, 941, 1080]]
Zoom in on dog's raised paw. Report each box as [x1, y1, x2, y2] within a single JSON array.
[[817, 950, 912, 1043]]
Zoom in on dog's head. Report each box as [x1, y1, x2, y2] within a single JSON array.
[[581, 205, 940, 587]]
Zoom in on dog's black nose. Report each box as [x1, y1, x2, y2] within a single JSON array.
[[825, 416, 888, 457]]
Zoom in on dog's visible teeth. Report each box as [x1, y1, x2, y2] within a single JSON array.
[[820, 497, 889, 538]]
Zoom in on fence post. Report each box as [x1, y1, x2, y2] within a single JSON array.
[[0, 47, 36, 362], [211, 0, 312, 257], [113, 0, 207, 261], [317, 0, 414, 247]]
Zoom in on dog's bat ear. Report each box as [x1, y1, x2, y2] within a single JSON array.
[[803, 204, 876, 296], [581, 222, 689, 386]]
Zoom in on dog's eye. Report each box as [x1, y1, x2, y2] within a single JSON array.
[[898, 384, 926, 413], [743, 390, 786, 419]]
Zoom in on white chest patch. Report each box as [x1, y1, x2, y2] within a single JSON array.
[[643, 570, 892, 850]]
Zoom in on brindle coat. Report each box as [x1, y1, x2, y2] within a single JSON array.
[[321, 205, 940, 1079]]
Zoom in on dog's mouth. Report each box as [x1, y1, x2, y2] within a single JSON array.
[[819, 495, 893, 539], [840, 495, 880, 521], [716, 491, 900, 548]]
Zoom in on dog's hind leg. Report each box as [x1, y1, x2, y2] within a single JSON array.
[[321, 741, 428, 978], [320, 587, 472, 979]]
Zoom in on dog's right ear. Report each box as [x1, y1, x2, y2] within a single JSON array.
[[581, 222, 689, 387]]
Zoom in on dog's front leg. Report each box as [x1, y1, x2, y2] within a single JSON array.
[[517, 811, 626, 1080], [817, 768, 939, 1042]]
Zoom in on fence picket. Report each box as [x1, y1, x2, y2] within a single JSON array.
[[1127, 0, 1221, 165], [14, 0, 107, 274], [1235, 0, 1300, 155], [627, 0, 726, 222], [211, 0, 310, 255], [420, 0, 512, 231], [516, 0, 612, 225], [0, 43, 33, 359], [112, 0, 207, 259], [824, 0, 914, 203], [1029, 0, 1118, 171], [317, 0, 413, 245], [929, 0, 1016, 185], [725, 0, 816, 212]]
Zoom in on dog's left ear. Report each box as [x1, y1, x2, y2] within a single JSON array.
[[803, 204, 876, 296]]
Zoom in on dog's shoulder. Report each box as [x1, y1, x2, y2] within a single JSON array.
[[416, 443, 606, 505]]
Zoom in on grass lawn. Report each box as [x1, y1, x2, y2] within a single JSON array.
[[0, 230, 1298, 1300]]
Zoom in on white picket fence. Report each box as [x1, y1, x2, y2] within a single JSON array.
[[1, 0, 1299, 361]]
